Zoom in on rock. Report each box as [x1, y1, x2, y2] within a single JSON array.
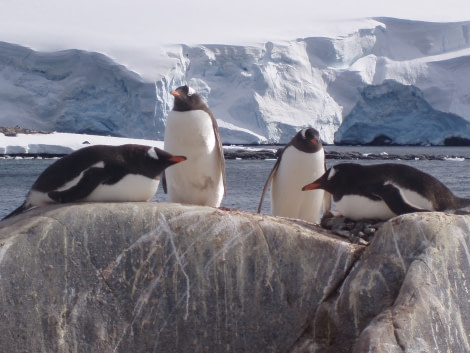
[[298, 212, 470, 352], [0, 202, 362, 353], [1, 204, 470, 352]]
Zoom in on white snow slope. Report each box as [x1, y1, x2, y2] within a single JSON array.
[[2, 17, 470, 145]]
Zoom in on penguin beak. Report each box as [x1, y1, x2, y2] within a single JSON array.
[[169, 156, 187, 163], [311, 139, 318, 145], [302, 181, 322, 191], [171, 91, 180, 98]]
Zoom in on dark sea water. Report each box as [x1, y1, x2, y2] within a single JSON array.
[[1, 146, 470, 220]]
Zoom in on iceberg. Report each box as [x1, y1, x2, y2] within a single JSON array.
[[334, 80, 470, 145]]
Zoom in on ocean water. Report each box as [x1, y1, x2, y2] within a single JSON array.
[[1, 146, 470, 220]]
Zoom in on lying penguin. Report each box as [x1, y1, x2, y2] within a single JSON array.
[[2, 144, 186, 220], [302, 162, 470, 221], [257, 127, 330, 223]]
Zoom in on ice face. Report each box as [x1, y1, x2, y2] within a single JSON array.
[[2, 18, 470, 145]]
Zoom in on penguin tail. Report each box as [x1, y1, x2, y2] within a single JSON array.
[[447, 197, 470, 216], [457, 197, 470, 208], [1, 202, 29, 221]]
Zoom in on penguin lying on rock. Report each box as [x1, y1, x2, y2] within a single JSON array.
[[258, 127, 331, 223], [2, 144, 186, 220], [302, 162, 470, 221]]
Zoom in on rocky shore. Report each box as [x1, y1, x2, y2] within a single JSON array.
[[1, 147, 468, 161], [224, 148, 469, 161], [0, 126, 468, 160], [0, 126, 50, 137]]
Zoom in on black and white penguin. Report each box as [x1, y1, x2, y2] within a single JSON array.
[[302, 162, 470, 221], [2, 144, 186, 220], [257, 127, 331, 223], [163, 85, 226, 207]]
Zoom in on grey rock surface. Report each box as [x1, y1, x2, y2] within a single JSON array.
[[297, 212, 470, 353], [1, 204, 470, 352], [0, 202, 362, 353]]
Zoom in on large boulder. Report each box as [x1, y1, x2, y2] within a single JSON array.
[[1, 203, 470, 352], [0, 202, 361, 353]]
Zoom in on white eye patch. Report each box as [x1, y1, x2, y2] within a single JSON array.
[[148, 147, 159, 160], [300, 128, 307, 139], [187, 86, 196, 96]]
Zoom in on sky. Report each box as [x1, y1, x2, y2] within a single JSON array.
[[0, 0, 469, 78]]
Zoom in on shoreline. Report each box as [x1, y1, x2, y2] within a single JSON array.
[[1, 129, 469, 161], [1, 149, 467, 161]]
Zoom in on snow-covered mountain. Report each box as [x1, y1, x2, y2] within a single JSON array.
[[1, 17, 470, 145]]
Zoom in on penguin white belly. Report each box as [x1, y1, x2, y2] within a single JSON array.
[[335, 195, 396, 221], [164, 110, 224, 207], [27, 190, 56, 207], [83, 175, 160, 202], [271, 147, 325, 223]]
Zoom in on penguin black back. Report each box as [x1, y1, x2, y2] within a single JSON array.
[[32, 144, 181, 192]]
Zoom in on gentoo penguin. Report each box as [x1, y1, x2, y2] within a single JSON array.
[[163, 85, 226, 207], [302, 162, 470, 221], [257, 127, 331, 223], [2, 144, 186, 220]]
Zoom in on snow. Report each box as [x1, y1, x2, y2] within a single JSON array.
[[0, 132, 163, 156], [2, 17, 470, 145]]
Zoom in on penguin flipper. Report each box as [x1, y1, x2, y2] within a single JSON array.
[[373, 184, 425, 216], [214, 123, 227, 195], [48, 168, 117, 203], [257, 158, 281, 213], [322, 158, 331, 214], [161, 170, 168, 194]]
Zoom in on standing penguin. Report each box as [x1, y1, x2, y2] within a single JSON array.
[[302, 162, 470, 221], [163, 85, 226, 207], [258, 127, 330, 223], [2, 144, 186, 220]]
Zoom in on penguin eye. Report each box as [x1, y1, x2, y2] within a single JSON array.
[[187, 86, 196, 96]]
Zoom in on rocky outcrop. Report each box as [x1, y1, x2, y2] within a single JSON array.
[[0, 203, 469, 352]]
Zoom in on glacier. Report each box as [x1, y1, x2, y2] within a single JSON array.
[[1, 17, 470, 145]]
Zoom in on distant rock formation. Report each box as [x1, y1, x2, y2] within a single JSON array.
[[0, 203, 469, 352]]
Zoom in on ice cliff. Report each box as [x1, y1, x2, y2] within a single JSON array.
[[2, 17, 470, 145]]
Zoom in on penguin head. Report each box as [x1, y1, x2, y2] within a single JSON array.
[[171, 85, 206, 112], [293, 128, 323, 153], [149, 147, 187, 167], [302, 165, 344, 194]]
